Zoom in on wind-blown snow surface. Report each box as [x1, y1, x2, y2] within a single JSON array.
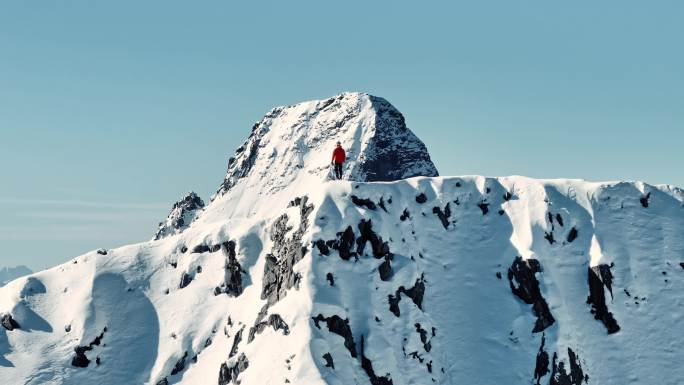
[[2, 93, 684, 385]]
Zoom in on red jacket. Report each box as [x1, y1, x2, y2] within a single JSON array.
[[332, 146, 346, 164]]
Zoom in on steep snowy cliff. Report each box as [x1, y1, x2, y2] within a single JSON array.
[[1, 93, 683, 385]]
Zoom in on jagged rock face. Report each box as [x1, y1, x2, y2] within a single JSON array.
[[215, 92, 438, 198], [1, 314, 20, 331], [218, 353, 248, 385], [154, 192, 205, 240], [261, 196, 314, 306], [214, 241, 245, 297], [586, 264, 620, 334], [507, 257, 555, 333]]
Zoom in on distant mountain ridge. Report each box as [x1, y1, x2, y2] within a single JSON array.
[[0, 266, 33, 287]]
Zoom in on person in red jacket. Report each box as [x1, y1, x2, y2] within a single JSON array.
[[331, 141, 346, 180]]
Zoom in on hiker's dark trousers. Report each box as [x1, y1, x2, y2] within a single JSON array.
[[334, 162, 343, 179]]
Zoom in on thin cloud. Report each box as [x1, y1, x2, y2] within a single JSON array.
[[0, 224, 153, 242], [19, 210, 160, 222], [0, 198, 169, 210]]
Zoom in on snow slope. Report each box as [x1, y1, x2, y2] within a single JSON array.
[[1, 93, 683, 385]]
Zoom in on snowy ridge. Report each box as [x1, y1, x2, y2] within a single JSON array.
[[1, 93, 683, 385]]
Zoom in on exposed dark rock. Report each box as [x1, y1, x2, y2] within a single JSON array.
[[216, 120, 263, 196], [71, 328, 106, 368], [92, 328, 106, 345], [432, 203, 451, 229], [503, 192, 513, 201], [322, 353, 335, 369], [400, 209, 410, 221], [248, 314, 290, 343], [415, 193, 428, 204], [179, 272, 193, 289], [351, 195, 377, 210], [534, 333, 550, 385], [72, 346, 92, 368], [229, 326, 244, 358], [218, 353, 249, 385], [508, 257, 555, 333], [587, 265, 620, 334], [360, 335, 393, 385], [170, 351, 188, 375], [332, 226, 357, 261], [96, 249, 107, 255], [640, 192, 651, 208], [326, 272, 335, 286], [356, 95, 439, 182], [555, 214, 564, 227], [680, 262, 684, 270], [477, 202, 489, 215], [191, 244, 212, 254], [544, 232, 555, 245], [407, 351, 423, 362], [496, 272, 502, 279], [1, 314, 20, 331], [356, 219, 390, 259], [254, 304, 269, 325], [214, 241, 244, 297], [550, 348, 587, 385], [314, 240, 330, 256], [388, 275, 426, 317], [311, 314, 357, 358], [567, 227, 578, 243], [378, 197, 388, 212], [378, 257, 393, 281], [155, 192, 205, 240], [156, 378, 169, 385], [261, 197, 314, 305], [415, 323, 431, 352]]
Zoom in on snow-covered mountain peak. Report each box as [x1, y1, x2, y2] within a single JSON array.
[[214, 92, 438, 201]]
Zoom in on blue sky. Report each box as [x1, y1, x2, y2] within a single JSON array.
[[1, 1, 682, 270]]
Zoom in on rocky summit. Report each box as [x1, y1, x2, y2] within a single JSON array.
[[1, 93, 683, 385]]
